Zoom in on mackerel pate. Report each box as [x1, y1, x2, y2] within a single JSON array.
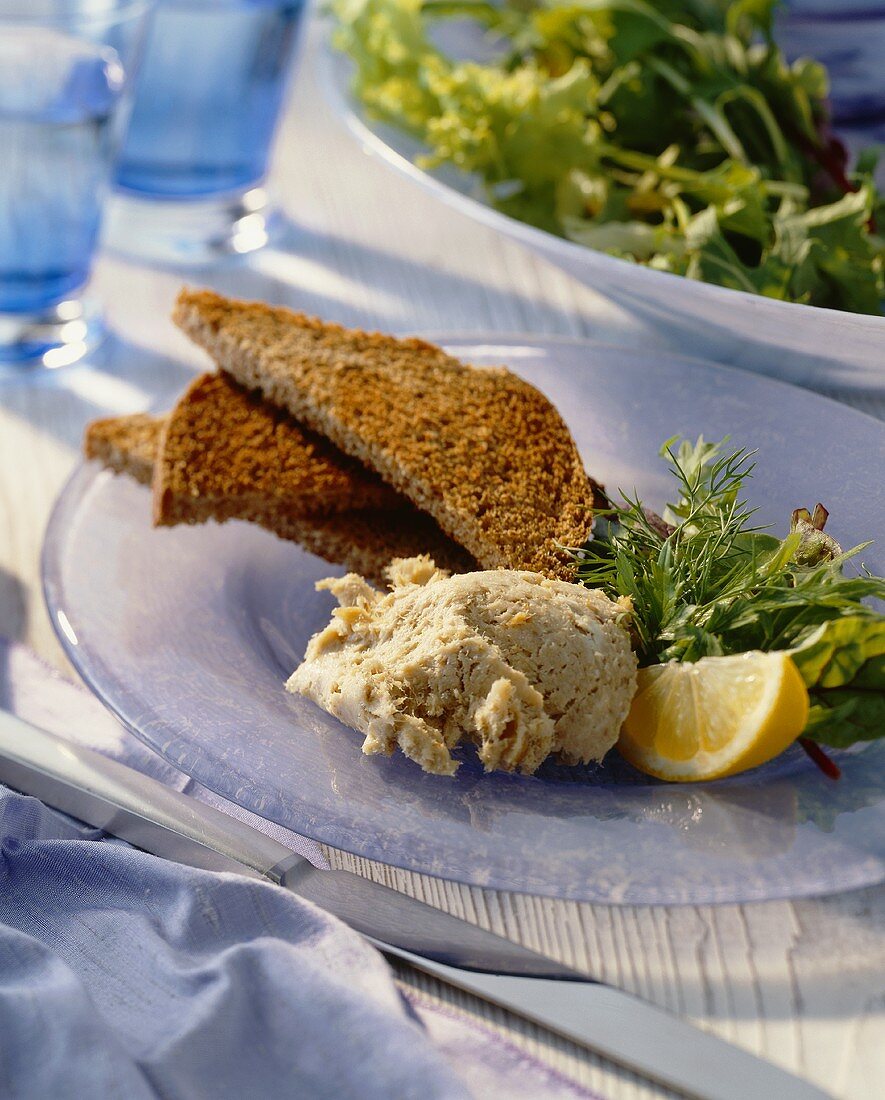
[[287, 556, 637, 776]]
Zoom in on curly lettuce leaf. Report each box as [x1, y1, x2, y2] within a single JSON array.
[[334, 0, 884, 313], [790, 616, 885, 747]]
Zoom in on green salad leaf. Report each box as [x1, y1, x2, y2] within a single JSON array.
[[791, 617, 885, 746], [334, 0, 884, 313], [570, 436, 885, 747]]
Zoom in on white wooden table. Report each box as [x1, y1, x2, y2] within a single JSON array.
[[2, 26, 883, 1100]]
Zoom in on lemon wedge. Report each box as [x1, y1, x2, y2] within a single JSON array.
[[619, 651, 809, 781]]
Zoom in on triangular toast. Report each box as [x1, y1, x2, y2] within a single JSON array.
[[84, 409, 475, 584], [174, 290, 596, 578], [153, 371, 400, 527], [84, 413, 161, 486]]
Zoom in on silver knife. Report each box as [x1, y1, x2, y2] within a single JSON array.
[[0, 710, 830, 1100]]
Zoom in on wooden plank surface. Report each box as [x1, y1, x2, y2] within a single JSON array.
[[1, 25, 883, 1100]]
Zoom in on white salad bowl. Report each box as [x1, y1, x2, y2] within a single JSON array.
[[323, 41, 885, 393]]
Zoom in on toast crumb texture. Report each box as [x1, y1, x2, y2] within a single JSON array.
[[83, 413, 161, 485], [153, 371, 400, 528], [174, 290, 595, 579]]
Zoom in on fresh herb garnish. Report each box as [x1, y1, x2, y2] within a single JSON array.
[[335, 0, 884, 313], [570, 436, 885, 747]]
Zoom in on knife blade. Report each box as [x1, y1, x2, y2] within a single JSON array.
[[0, 710, 830, 1100]]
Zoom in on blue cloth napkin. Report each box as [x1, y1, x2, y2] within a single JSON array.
[[0, 788, 473, 1099], [0, 642, 597, 1100]]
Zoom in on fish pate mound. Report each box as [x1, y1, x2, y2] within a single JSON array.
[[287, 556, 637, 776]]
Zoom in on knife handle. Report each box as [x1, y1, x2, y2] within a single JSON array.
[[0, 711, 306, 883]]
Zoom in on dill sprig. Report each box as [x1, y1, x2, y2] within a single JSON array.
[[571, 436, 885, 747], [576, 437, 780, 664]]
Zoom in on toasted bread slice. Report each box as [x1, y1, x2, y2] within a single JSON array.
[[84, 412, 475, 584], [153, 371, 400, 528], [269, 507, 475, 586], [174, 289, 596, 578], [84, 413, 162, 486]]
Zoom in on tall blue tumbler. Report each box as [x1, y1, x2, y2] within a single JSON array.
[[108, 0, 308, 263], [0, 1, 148, 369]]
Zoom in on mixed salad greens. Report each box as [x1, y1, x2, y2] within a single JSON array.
[[334, 0, 884, 313], [571, 436, 885, 754]]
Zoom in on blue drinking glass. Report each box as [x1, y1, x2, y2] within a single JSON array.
[[107, 0, 308, 263], [0, 1, 148, 369]]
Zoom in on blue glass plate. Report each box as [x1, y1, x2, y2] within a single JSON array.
[[42, 338, 885, 904]]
